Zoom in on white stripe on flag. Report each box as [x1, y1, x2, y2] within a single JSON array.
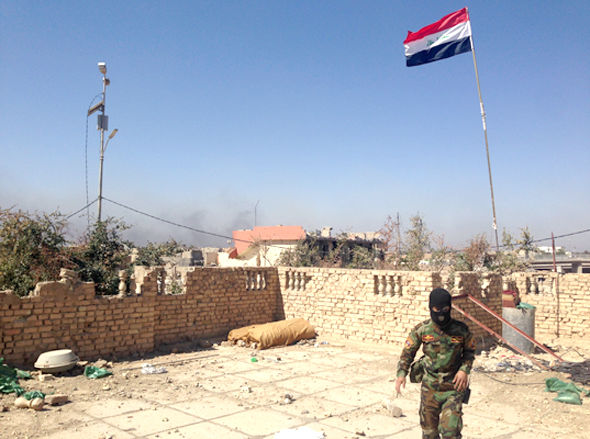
[[404, 21, 471, 56]]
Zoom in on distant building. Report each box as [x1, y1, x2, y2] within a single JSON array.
[[218, 225, 306, 267]]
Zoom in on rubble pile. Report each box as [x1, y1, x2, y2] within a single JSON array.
[[474, 346, 540, 372]]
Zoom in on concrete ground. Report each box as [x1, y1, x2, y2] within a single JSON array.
[[2, 339, 589, 438]]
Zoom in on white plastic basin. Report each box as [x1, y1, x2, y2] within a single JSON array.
[[34, 349, 79, 373]]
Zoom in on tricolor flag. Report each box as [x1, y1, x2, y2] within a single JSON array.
[[404, 8, 472, 67]]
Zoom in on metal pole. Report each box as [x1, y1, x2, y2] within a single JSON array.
[[97, 73, 107, 222], [451, 303, 548, 370], [453, 293, 565, 362], [254, 200, 259, 228], [551, 232, 557, 272], [467, 8, 499, 250]]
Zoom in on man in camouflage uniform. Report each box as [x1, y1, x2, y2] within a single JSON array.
[[395, 288, 475, 439]]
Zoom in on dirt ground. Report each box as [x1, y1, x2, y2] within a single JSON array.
[[1, 336, 589, 439]]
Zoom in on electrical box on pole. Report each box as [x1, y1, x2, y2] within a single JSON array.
[[97, 114, 109, 131]]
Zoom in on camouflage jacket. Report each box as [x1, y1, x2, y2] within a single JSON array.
[[396, 319, 475, 390]]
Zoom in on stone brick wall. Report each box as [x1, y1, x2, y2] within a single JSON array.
[[3, 264, 584, 367], [153, 268, 279, 345], [276, 268, 502, 346], [506, 272, 590, 341], [0, 268, 278, 366]]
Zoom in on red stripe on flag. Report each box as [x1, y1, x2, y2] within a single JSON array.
[[403, 8, 469, 44]]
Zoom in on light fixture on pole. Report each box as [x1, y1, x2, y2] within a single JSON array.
[[95, 61, 112, 222]]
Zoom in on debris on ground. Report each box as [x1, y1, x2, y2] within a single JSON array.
[[545, 377, 590, 405], [382, 398, 403, 417], [280, 393, 294, 405], [38, 373, 55, 382], [240, 385, 252, 393], [14, 396, 44, 410], [0, 357, 31, 396], [93, 359, 109, 369], [84, 366, 113, 379], [474, 345, 540, 372], [34, 349, 79, 373], [140, 363, 167, 374], [45, 394, 69, 406], [23, 390, 45, 400], [274, 426, 326, 439]]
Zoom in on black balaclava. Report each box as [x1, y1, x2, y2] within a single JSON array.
[[429, 288, 452, 329]]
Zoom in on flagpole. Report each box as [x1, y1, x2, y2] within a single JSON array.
[[467, 8, 500, 251]]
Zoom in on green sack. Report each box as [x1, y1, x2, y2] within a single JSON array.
[[0, 357, 26, 395], [23, 390, 46, 400], [84, 366, 112, 379], [409, 356, 425, 383], [516, 302, 535, 310], [545, 377, 589, 405], [553, 391, 582, 405], [545, 377, 584, 394]]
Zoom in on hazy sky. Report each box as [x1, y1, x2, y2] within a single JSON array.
[[1, 1, 589, 250]]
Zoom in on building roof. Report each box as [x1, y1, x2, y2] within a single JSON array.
[[232, 225, 306, 256]]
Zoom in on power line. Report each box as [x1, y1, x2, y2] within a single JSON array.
[[67, 196, 590, 251], [66, 198, 98, 220], [497, 228, 590, 250], [102, 197, 293, 248]]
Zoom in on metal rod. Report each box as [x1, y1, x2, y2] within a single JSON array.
[[454, 293, 564, 362], [452, 303, 548, 370], [97, 73, 107, 222], [551, 232, 557, 272], [467, 8, 499, 250]]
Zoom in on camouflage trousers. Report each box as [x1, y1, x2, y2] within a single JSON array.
[[419, 383, 464, 439]]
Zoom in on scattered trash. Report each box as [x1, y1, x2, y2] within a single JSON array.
[[250, 357, 258, 363], [23, 390, 45, 400], [141, 363, 167, 374], [474, 346, 539, 372], [545, 377, 590, 405], [281, 393, 294, 405], [382, 398, 403, 417], [45, 394, 68, 406], [274, 426, 325, 439], [0, 357, 30, 396], [84, 366, 113, 379], [240, 385, 252, 393]]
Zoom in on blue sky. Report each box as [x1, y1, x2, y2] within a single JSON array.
[[1, 1, 589, 250]]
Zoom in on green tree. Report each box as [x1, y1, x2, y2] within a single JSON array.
[[403, 214, 431, 270], [70, 218, 131, 295], [0, 207, 70, 296], [134, 240, 184, 266], [517, 226, 535, 259]]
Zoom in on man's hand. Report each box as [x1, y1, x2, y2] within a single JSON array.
[[395, 376, 406, 395], [453, 370, 468, 391]]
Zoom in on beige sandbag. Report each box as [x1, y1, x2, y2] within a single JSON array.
[[228, 318, 316, 349]]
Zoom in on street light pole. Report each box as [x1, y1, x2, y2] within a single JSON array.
[[98, 128, 118, 221], [96, 62, 110, 222]]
